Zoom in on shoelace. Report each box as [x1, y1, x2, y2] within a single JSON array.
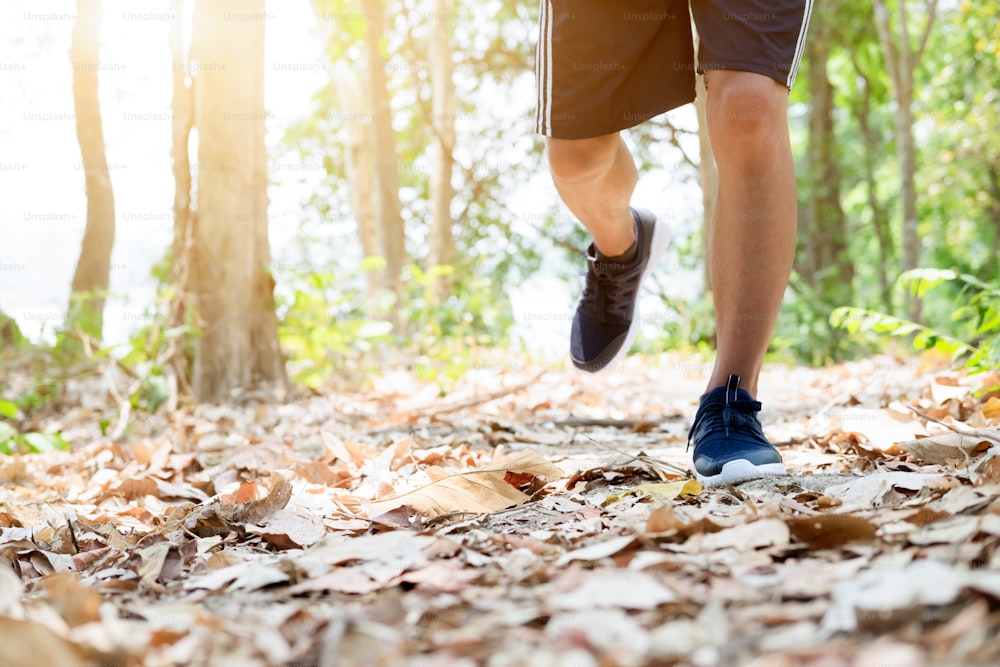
[[686, 378, 763, 452], [579, 248, 641, 322]]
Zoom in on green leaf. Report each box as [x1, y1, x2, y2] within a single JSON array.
[[0, 399, 21, 420], [897, 268, 957, 299], [0, 421, 18, 448], [21, 432, 59, 453]]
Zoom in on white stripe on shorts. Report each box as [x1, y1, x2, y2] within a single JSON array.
[[787, 0, 814, 87], [535, 0, 553, 135]]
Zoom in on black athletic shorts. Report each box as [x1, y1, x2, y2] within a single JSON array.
[[535, 0, 813, 138]]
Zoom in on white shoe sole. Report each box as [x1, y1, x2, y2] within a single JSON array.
[[695, 460, 787, 487], [596, 209, 671, 372]]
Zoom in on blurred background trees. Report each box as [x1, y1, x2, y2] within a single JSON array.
[[2, 0, 999, 406]]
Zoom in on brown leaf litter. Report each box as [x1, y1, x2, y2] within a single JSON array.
[[2, 354, 1000, 666]]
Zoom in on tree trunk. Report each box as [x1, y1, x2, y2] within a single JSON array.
[[309, 0, 383, 300], [872, 0, 938, 321], [329, 62, 381, 302], [896, 95, 920, 316], [854, 63, 895, 312], [695, 71, 716, 295], [168, 0, 195, 392], [988, 165, 1000, 268], [170, 0, 194, 305], [189, 0, 287, 400], [362, 0, 406, 305], [68, 0, 116, 339], [427, 0, 456, 304], [803, 7, 851, 303]]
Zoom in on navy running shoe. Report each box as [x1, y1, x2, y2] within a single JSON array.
[[688, 374, 786, 486], [570, 207, 670, 372]]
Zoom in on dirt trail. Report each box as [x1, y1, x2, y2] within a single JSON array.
[[2, 353, 998, 667]]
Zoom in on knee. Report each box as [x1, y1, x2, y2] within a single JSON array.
[[708, 72, 788, 144], [546, 134, 619, 184]]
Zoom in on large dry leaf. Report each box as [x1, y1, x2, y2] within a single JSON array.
[[39, 573, 103, 627], [897, 432, 992, 464], [555, 535, 637, 567], [645, 503, 688, 534], [785, 515, 877, 549], [184, 560, 289, 592], [0, 617, 86, 667], [217, 473, 292, 525], [601, 479, 702, 506], [103, 476, 209, 503], [287, 567, 382, 595], [294, 531, 437, 582], [248, 509, 326, 550], [698, 519, 790, 552], [907, 515, 981, 545], [365, 448, 563, 517], [547, 569, 677, 611], [0, 565, 23, 617], [821, 560, 1000, 632], [824, 472, 941, 511], [834, 407, 926, 448], [545, 608, 650, 655], [396, 560, 481, 593]]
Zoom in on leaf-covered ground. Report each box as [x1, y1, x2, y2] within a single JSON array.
[[3, 354, 1000, 666]]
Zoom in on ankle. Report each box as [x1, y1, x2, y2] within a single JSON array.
[[593, 211, 637, 258], [705, 373, 758, 398]]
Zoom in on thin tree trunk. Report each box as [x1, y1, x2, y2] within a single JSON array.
[[804, 7, 851, 303], [872, 0, 938, 321], [308, 0, 382, 300], [988, 165, 1000, 267], [427, 0, 456, 304], [854, 62, 895, 312], [170, 0, 194, 299], [362, 0, 406, 305], [695, 72, 715, 295], [329, 62, 381, 301], [168, 0, 195, 393], [68, 0, 116, 339], [189, 0, 286, 400]]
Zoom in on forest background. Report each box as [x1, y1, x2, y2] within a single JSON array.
[[0, 0, 996, 410]]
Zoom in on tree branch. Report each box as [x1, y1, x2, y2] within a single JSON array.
[[915, 0, 940, 66], [871, 0, 901, 88]]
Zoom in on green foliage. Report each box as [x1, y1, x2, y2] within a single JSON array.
[[401, 262, 516, 381], [830, 268, 1000, 374], [0, 400, 70, 455], [277, 256, 516, 387], [277, 260, 395, 388]]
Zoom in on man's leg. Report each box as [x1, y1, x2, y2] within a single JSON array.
[[548, 132, 672, 372], [704, 70, 797, 398], [547, 134, 637, 257]]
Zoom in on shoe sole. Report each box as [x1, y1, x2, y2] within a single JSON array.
[[577, 209, 670, 373], [695, 460, 787, 487]]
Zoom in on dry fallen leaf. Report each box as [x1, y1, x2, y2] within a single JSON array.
[[601, 479, 702, 506], [217, 473, 292, 525], [646, 503, 687, 534], [898, 432, 992, 464], [365, 448, 563, 517], [822, 560, 1000, 633], [824, 472, 941, 511], [249, 509, 326, 549], [785, 515, 877, 549], [555, 535, 637, 567], [38, 572, 103, 627], [547, 568, 677, 611], [698, 519, 790, 552], [0, 618, 86, 667]]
